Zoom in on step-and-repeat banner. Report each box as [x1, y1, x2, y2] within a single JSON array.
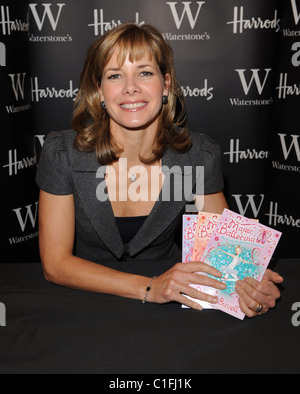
[[1, 0, 299, 261]]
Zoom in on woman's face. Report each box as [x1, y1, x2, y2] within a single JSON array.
[[99, 48, 171, 133]]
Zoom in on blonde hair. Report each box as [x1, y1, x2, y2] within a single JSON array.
[[72, 22, 191, 165]]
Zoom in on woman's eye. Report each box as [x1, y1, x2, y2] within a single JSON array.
[[108, 74, 120, 79], [140, 71, 153, 77]]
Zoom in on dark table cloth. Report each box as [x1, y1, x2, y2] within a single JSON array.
[[0, 258, 299, 374]]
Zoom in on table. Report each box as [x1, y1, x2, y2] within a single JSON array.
[[0, 259, 299, 375]]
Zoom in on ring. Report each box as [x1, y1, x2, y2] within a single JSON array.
[[255, 302, 263, 313]]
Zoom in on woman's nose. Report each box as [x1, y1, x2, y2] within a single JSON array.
[[122, 76, 141, 96]]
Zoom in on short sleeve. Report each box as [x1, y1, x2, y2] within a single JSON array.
[[189, 132, 224, 195], [201, 135, 224, 195], [35, 131, 74, 195]]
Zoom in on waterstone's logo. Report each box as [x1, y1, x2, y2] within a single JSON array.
[[88, 9, 145, 36], [8, 201, 39, 246], [164, 1, 210, 41], [28, 3, 72, 43], [272, 133, 300, 173], [232, 194, 264, 219], [283, 0, 300, 37], [230, 68, 273, 107], [95, 159, 205, 212]]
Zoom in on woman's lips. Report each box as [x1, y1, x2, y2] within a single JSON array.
[[120, 102, 147, 110]]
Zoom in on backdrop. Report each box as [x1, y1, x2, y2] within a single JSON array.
[[1, 0, 299, 262]]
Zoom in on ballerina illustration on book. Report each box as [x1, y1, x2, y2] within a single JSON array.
[[204, 243, 261, 296]]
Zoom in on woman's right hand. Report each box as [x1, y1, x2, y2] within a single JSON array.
[[148, 261, 226, 310]]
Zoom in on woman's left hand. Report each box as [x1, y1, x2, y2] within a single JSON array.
[[235, 269, 284, 318]]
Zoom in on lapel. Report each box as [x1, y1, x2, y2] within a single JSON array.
[[70, 145, 194, 259], [128, 148, 193, 256]]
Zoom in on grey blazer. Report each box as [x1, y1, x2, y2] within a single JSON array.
[[36, 129, 223, 266]]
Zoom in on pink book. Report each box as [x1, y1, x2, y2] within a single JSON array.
[[192, 212, 220, 262], [182, 214, 198, 263], [183, 212, 220, 309], [201, 209, 282, 320]]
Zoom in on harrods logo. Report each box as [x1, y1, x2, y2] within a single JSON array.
[[276, 73, 300, 99], [164, 1, 210, 41], [0, 5, 29, 35], [232, 194, 264, 219], [266, 201, 300, 228], [230, 68, 273, 106], [88, 9, 145, 36], [2, 148, 37, 176], [181, 80, 214, 101], [31, 77, 78, 102], [224, 139, 268, 164], [227, 6, 280, 34]]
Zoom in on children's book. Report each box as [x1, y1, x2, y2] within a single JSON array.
[[200, 209, 282, 319], [192, 212, 220, 262], [182, 212, 220, 309], [182, 214, 198, 263]]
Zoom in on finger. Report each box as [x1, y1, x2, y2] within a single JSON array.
[[263, 269, 284, 284], [238, 277, 280, 303], [183, 261, 223, 278], [187, 272, 226, 291], [176, 286, 219, 310], [238, 295, 268, 318]]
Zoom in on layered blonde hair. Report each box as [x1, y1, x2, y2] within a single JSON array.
[[72, 22, 192, 165]]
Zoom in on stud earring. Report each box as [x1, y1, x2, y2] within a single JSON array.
[[162, 95, 168, 105], [100, 101, 106, 110]]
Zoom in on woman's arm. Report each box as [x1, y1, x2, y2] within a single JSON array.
[[38, 190, 150, 300], [38, 190, 224, 309]]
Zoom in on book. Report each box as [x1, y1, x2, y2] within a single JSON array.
[[182, 214, 198, 263], [200, 209, 282, 319], [192, 212, 220, 262], [182, 212, 220, 309]]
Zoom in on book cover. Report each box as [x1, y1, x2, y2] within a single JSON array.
[[182, 214, 198, 263], [192, 212, 220, 262], [201, 209, 282, 319], [183, 212, 220, 309]]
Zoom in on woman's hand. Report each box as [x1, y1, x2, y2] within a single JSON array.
[[235, 269, 284, 318], [148, 261, 226, 310]]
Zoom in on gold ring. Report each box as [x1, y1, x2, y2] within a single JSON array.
[[255, 302, 263, 313]]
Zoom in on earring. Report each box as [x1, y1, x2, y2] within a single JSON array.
[[162, 95, 168, 105], [100, 101, 106, 110]]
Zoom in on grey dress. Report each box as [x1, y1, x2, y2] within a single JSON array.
[[36, 129, 224, 266]]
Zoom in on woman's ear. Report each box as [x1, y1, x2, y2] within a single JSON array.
[[163, 73, 171, 96]]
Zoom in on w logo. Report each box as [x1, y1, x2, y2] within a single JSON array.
[[29, 3, 65, 31], [9, 73, 26, 101], [291, 0, 300, 25], [166, 1, 205, 29], [235, 68, 272, 95], [278, 133, 300, 161]]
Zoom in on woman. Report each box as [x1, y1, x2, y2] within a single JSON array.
[[36, 22, 283, 317]]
